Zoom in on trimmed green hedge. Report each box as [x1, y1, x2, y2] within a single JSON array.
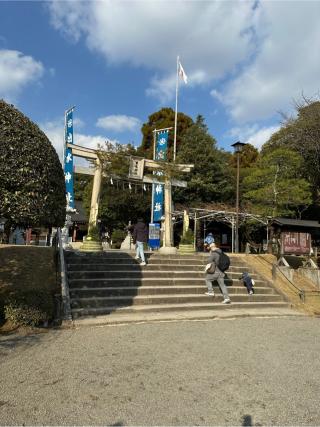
[[0, 99, 66, 227]]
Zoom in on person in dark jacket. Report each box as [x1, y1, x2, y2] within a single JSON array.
[[204, 242, 231, 303], [132, 218, 148, 266], [239, 271, 254, 295]]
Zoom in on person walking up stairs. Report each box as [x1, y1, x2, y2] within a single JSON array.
[[204, 242, 231, 304], [133, 218, 148, 266]]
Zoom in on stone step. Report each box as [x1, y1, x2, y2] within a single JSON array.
[[66, 254, 244, 265], [67, 270, 262, 279], [70, 285, 275, 298], [71, 293, 283, 308], [68, 277, 268, 288], [66, 263, 252, 272], [71, 301, 290, 318]]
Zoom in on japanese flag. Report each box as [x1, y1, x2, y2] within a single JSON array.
[[178, 60, 188, 84]]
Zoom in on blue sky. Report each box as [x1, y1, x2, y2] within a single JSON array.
[[1, 0, 320, 164]]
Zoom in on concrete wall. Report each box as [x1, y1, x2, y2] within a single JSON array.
[[297, 268, 320, 290]]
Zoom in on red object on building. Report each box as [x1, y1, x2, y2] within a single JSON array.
[[281, 232, 311, 255]]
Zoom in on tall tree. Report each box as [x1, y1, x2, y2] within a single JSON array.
[[0, 100, 65, 228], [229, 143, 259, 169], [138, 107, 194, 160], [175, 115, 234, 205], [242, 147, 312, 218], [263, 99, 320, 201]]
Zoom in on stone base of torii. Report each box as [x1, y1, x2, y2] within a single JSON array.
[[67, 143, 193, 253]]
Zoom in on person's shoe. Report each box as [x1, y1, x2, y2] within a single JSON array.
[[222, 298, 231, 304], [140, 262, 146, 266], [249, 290, 254, 295], [205, 291, 215, 296], [135, 256, 140, 260]]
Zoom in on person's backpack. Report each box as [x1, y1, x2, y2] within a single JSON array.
[[217, 251, 230, 272]]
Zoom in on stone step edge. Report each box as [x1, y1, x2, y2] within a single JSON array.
[[66, 256, 244, 262], [68, 277, 267, 283], [69, 285, 274, 292], [66, 266, 252, 270], [71, 294, 283, 302], [67, 271, 259, 276], [71, 301, 290, 314], [70, 308, 304, 327]]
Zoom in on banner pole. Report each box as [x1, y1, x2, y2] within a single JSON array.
[[151, 129, 157, 223], [173, 55, 179, 162]]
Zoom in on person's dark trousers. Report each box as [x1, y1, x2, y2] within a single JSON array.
[[244, 279, 254, 294]]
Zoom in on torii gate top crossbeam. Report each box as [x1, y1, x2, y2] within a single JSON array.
[[67, 143, 194, 171]]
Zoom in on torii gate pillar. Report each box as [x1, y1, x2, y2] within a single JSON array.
[[88, 158, 102, 233], [159, 179, 177, 254]]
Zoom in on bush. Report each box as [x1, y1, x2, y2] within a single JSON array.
[[180, 228, 194, 245], [0, 100, 66, 227], [4, 289, 54, 327], [111, 229, 126, 248]]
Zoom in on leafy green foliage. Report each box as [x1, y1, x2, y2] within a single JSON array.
[[263, 100, 320, 201], [74, 174, 92, 201], [4, 289, 54, 327], [180, 228, 194, 244], [83, 141, 151, 232], [242, 147, 312, 217], [97, 140, 136, 179], [175, 115, 234, 204], [138, 107, 194, 160], [111, 229, 126, 248], [229, 143, 259, 169], [0, 100, 66, 227], [82, 179, 151, 233]]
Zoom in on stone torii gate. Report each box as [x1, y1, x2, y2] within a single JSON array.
[[67, 143, 193, 253]]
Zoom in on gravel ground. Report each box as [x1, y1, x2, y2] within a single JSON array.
[[0, 317, 320, 426]]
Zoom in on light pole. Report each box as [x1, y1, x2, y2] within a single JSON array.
[[231, 141, 246, 253]]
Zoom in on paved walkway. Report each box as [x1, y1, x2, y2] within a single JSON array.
[[1, 316, 320, 426]]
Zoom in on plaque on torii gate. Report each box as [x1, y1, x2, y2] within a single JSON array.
[[67, 143, 193, 253]]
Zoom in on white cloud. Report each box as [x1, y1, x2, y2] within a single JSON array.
[[215, 1, 320, 122], [40, 119, 65, 162], [228, 124, 280, 149], [0, 49, 44, 101], [96, 114, 141, 132], [48, 1, 320, 122], [48, 0, 257, 101]]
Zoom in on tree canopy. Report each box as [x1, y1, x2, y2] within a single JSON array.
[[138, 107, 194, 160], [0, 100, 66, 227], [175, 115, 234, 205], [242, 147, 312, 218], [263, 99, 320, 201]]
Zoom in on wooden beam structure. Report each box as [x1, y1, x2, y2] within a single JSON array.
[[68, 143, 194, 251]]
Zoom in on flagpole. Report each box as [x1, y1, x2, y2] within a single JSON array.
[[173, 55, 179, 162]]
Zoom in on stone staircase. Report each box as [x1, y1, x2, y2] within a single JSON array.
[[65, 251, 289, 319]]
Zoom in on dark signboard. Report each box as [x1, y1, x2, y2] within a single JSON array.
[[280, 232, 311, 255]]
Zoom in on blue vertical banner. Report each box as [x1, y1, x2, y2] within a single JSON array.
[[152, 129, 169, 222], [64, 108, 75, 209]]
